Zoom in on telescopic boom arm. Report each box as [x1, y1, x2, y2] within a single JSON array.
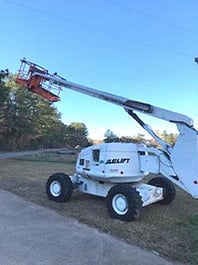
[[15, 59, 195, 152], [16, 59, 193, 125]]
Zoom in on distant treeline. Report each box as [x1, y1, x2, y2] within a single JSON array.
[[103, 129, 177, 147]]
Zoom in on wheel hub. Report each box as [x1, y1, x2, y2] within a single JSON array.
[[50, 180, 61, 197], [112, 194, 128, 215]]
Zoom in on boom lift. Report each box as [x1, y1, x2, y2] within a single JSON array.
[[15, 58, 198, 221]]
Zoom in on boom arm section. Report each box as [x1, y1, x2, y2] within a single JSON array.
[[15, 59, 194, 126], [15, 59, 195, 152]]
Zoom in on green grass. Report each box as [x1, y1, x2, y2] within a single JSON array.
[[175, 214, 198, 265]]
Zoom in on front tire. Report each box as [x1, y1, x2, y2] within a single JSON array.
[[106, 184, 143, 221], [46, 173, 73, 202], [148, 176, 176, 204]]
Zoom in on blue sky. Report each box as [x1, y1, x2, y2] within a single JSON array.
[[1, 0, 198, 139]]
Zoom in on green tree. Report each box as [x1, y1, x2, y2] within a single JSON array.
[[38, 121, 68, 148], [104, 129, 120, 143], [130, 133, 146, 143], [65, 122, 89, 148], [0, 73, 16, 149], [0, 74, 92, 150], [0, 74, 67, 150], [160, 130, 177, 146]]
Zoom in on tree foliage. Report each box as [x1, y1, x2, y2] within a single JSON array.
[[65, 122, 89, 148], [0, 74, 89, 150], [104, 129, 120, 143], [104, 129, 146, 144], [103, 129, 177, 146], [160, 130, 177, 146]]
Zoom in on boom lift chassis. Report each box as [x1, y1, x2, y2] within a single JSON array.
[[15, 59, 198, 221]]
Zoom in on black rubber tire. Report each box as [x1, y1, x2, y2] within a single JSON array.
[[148, 176, 176, 204], [46, 173, 73, 202], [106, 184, 143, 221]]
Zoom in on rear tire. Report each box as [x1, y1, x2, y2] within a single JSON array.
[[46, 173, 73, 202], [148, 176, 176, 204], [106, 184, 143, 221]]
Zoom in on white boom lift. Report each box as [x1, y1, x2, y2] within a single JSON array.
[[15, 58, 198, 221]]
